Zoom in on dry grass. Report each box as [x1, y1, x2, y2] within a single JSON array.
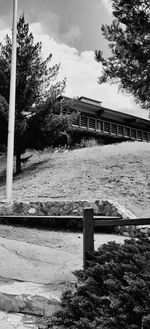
[[0, 141, 150, 217]]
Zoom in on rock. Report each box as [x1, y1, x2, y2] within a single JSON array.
[[23, 295, 62, 316], [28, 208, 36, 215], [122, 232, 130, 237], [0, 293, 26, 313], [0, 292, 62, 316]]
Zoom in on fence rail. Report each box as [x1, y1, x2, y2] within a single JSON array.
[[0, 211, 150, 270], [83, 208, 150, 268]]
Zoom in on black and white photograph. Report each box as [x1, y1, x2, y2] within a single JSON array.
[[0, 1, 150, 328]]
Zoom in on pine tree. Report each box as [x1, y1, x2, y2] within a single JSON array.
[[0, 96, 8, 151], [28, 96, 76, 150], [95, 0, 150, 109], [0, 14, 66, 173]]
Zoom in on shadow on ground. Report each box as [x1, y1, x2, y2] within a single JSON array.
[[0, 158, 53, 187]]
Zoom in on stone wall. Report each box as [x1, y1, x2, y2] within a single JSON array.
[[0, 199, 135, 217], [0, 199, 137, 234]]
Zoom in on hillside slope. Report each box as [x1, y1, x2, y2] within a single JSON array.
[[0, 141, 150, 217]]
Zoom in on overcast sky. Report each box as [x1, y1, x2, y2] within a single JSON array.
[[0, 0, 148, 118]]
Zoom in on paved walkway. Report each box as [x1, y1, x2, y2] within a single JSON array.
[[0, 235, 82, 285], [0, 231, 127, 328]]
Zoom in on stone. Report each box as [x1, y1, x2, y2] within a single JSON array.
[[122, 232, 130, 237], [64, 204, 70, 210], [78, 206, 83, 214], [22, 295, 62, 316], [13, 203, 24, 215], [72, 209, 78, 214], [139, 227, 149, 235], [0, 293, 25, 313], [28, 208, 36, 215], [0, 292, 62, 317]]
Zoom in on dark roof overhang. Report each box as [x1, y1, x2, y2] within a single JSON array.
[[58, 95, 150, 128]]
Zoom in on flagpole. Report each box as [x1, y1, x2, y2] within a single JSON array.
[[6, 0, 18, 202]]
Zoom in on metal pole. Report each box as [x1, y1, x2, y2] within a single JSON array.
[[6, 0, 18, 202]]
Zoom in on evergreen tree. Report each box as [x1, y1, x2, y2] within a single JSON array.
[[95, 0, 150, 109], [0, 96, 8, 151], [0, 14, 66, 173], [28, 96, 76, 149]]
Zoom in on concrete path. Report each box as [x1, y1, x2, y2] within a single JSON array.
[[0, 235, 82, 285], [0, 232, 127, 286]]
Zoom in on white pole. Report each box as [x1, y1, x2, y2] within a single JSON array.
[[6, 0, 18, 202]]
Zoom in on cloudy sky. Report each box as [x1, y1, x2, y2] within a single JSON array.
[[0, 0, 148, 118]]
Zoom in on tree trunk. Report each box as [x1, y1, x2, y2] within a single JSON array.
[[16, 151, 21, 174]]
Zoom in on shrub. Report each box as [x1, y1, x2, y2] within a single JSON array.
[[73, 138, 102, 149], [80, 138, 99, 148], [40, 236, 150, 329]]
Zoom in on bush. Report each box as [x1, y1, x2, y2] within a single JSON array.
[[80, 138, 99, 148], [40, 236, 150, 329], [69, 129, 104, 148], [73, 138, 102, 149]]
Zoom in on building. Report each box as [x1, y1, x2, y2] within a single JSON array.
[[62, 96, 150, 144]]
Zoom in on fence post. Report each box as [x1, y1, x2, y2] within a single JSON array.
[[83, 208, 94, 269]]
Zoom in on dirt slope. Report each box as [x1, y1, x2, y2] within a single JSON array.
[[0, 141, 150, 217]]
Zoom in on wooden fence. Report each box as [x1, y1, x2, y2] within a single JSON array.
[[83, 208, 150, 269], [0, 211, 150, 269]]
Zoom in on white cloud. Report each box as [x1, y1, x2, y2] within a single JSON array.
[[30, 23, 147, 118], [0, 23, 148, 119], [0, 27, 11, 41], [102, 0, 113, 14]]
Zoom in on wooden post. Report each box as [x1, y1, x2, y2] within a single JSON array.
[[83, 208, 94, 269]]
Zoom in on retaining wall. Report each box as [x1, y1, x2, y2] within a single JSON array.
[[0, 199, 136, 234]]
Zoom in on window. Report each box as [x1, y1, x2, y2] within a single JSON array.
[[124, 127, 130, 138], [89, 118, 96, 130], [137, 130, 142, 140], [104, 122, 110, 133], [97, 120, 103, 131], [143, 132, 148, 141], [111, 123, 117, 135], [81, 116, 88, 128], [131, 129, 136, 139], [72, 117, 79, 126], [118, 125, 123, 136]]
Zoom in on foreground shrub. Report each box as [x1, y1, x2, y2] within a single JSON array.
[[40, 236, 150, 329]]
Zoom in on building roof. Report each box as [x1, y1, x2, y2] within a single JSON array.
[[61, 95, 150, 130]]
